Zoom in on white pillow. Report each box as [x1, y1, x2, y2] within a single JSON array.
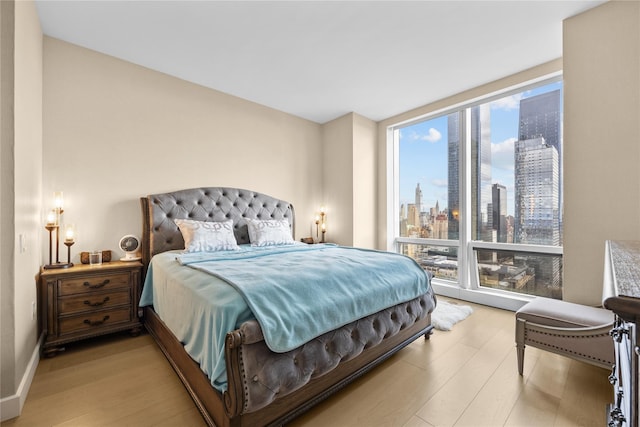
[[174, 219, 240, 252], [246, 218, 294, 247]]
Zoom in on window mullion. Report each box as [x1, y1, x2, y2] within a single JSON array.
[[459, 109, 472, 290], [387, 128, 400, 252]]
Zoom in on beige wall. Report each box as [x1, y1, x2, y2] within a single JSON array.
[[563, 0, 640, 304], [352, 113, 377, 248], [0, 0, 43, 416], [42, 38, 323, 260], [322, 112, 377, 247], [0, 0, 16, 400], [322, 114, 353, 245]]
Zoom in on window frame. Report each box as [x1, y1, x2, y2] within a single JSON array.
[[387, 73, 563, 310]]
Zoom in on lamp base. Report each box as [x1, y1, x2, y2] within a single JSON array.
[[43, 262, 73, 270]]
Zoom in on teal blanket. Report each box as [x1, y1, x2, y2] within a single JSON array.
[[177, 243, 430, 353]]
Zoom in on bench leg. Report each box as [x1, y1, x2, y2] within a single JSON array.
[[515, 318, 526, 375], [517, 344, 525, 375]]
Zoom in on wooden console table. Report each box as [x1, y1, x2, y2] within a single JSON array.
[[603, 240, 640, 427]]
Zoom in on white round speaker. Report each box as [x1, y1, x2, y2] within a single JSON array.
[[119, 235, 141, 261]]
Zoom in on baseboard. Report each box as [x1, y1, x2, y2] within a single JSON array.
[[0, 335, 41, 422]]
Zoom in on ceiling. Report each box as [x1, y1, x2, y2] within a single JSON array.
[[34, 0, 605, 124]]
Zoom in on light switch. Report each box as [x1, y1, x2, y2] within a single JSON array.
[[19, 234, 27, 253]]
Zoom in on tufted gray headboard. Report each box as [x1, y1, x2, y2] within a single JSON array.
[[140, 187, 295, 267]]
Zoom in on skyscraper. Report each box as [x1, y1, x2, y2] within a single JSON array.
[[514, 138, 559, 245], [514, 137, 561, 288], [492, 183, 507, 243], [519, 90, 561, 152], [415, 183, 423, 217], [519, 89, 562, 235], [448, 106, 492, 242], [447, 113, 459, 240], [471, 104, 492, 241]]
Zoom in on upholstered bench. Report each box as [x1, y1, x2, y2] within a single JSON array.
[[515, 297, 615, 375]]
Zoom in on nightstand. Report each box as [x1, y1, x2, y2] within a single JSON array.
[[39, 261, 143, 357]]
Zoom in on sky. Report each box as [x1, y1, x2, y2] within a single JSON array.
[[398, 80, 562, 218]]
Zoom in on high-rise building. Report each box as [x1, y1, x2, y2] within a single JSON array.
[[447, 113, 459, 240], [514, 138, 559, 245], [514, 137, 561, 287], [448, 107, 492, 242], [471, 104, 492, 241], [519, 89, 562, 235], [407, 203, 418, 229], [519, 90, 561, 154], [399, 203, 407, 237], [415, 183, 423, 216], [492, 183, 507, 243]]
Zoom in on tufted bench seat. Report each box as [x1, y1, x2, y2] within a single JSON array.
[[515, 297, 615, 375]]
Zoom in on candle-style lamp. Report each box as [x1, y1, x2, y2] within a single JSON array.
[[63, 224, 75, 267], [319, 206, 326, 243], [53, 191, 63, 264], [45, 210, 56, 266], [44, 191, 73, 269]]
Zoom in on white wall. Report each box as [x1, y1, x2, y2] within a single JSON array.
[[42, 38, 323, 261], [0, 0, 43, 419], [563, 0, 640, 304]]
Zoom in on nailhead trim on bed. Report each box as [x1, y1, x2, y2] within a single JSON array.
[[237, 293, 434, 413]]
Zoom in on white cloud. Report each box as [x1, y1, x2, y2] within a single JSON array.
[[432, 178, 448, 187], [491, 137, 517, 171], [491, 94, 523, 111], [423, 127, 442, 143], [405, 127, 442, 143]]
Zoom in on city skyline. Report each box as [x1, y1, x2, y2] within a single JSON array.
[[398, 81, 563, 218], [398, 82, 563, 297]]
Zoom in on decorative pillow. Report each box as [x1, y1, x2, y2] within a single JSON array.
[[246, 218, 294, 247], [174, 219, 240, 252]]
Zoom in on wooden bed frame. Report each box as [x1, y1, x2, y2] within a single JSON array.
[[139, 187, 435, 426]]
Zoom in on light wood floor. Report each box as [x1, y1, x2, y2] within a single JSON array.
[[2, 298, 612, 426]]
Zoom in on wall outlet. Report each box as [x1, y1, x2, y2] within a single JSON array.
[[31, 301, 36, 320], [19, 234, 27, 253]]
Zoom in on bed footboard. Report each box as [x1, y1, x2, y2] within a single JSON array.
[[224, 293, 434, 421], [145, 293, 433, 427]]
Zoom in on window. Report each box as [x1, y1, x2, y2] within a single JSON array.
[[391, 77, 563, 304]]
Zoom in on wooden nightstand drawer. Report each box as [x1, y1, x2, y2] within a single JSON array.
[[58, 307, 132, 335], [39, 261, 143, 357], [58, 289, 131, 315], [58, 272, 130, 296]]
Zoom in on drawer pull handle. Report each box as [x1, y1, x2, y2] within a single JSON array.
[[84, 297, 110, 307], [83, 279, 110, 289], [83, 316, 110, 326]]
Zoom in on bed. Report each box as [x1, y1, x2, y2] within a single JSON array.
[[139, 187, 436, 426]]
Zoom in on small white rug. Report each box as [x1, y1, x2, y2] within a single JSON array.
[[431, 300, 473, 331]]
